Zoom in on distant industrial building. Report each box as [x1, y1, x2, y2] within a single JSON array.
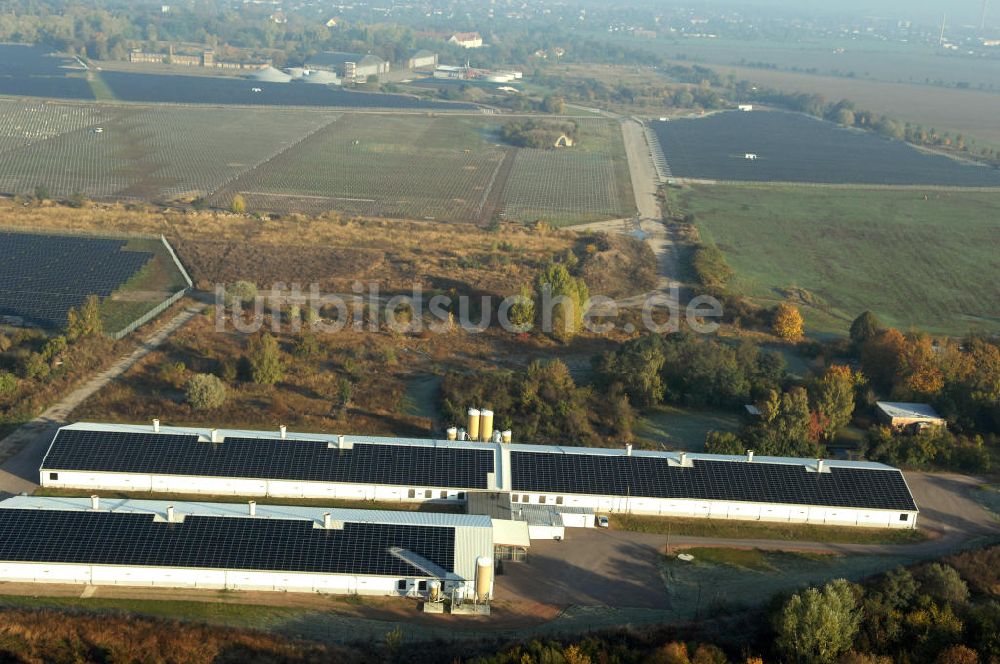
[[876, 402, 947, 432], [406, 49, 439, 70], [128, 46, 268, 70], [305, 51, 389, 82], [447, 32, 484, 49], [0, 496, 494, 598], [41, 422, 919, 530]]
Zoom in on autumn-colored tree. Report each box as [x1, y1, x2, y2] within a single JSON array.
[[935, 645, 979, 664], [649, 642, 690, 664], [897, 333, 944, 397], [773, 302, 804, 340]]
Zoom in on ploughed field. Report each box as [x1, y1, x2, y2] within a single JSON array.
[[0, 99, 633, 225], [652, 111, 1000, 187]]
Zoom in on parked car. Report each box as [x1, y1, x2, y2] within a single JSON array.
[[597, 515, 609, 528]]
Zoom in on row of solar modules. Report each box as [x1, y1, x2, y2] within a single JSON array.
[[42, 427, 918, 511], [0, 508, 454, 577], [0, 232, 153, 327]]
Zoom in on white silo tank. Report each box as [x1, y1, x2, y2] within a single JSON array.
[[479, 409, 494, 442], [446, 426, 458, 441], [467, 408, 481, 442], [428, 579, 441, 601], [475, 556, 493, 602], [501, 429, 512, 444]]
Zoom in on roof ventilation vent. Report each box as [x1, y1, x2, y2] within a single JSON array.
[[90, 495, 100, 511], [152, 419, 160, 433], [280, 425, 287, 440], [746, 450, 754, 462]]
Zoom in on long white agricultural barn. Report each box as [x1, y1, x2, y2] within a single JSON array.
[[40, 422, 919, 528], [0, 496, 493, 597]]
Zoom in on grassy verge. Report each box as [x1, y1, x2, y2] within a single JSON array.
[[33, 488, 465, 514], [0, 594, 308, 629], [668, 546, 831, 571], [614, 513, 928, 545]]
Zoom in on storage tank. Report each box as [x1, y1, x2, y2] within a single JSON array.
[[428, 579, 441, 601], [467, 408, 481, 442], [479, 409, 494, 442], [501, 429, 512, 444], [446, 426, 458, 441], [475, 556, 493, 602]]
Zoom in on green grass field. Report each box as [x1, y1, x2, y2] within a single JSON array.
[[682, 183, 1000, 337], [636, 405, 742, 451]]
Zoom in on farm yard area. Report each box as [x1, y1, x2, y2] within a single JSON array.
[[681, 183, 1000, 337], [0, 99, 633, 226], [651, 111, 1000, 186]]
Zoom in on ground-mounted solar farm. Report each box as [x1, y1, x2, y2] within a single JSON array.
[[651, 110, 1000, 187], [0, 98, 635, 225], [0, 44, 93, 100], [0, 99, 339, 201], [0, 230, 189, 333], [211, 114, 635, 225]]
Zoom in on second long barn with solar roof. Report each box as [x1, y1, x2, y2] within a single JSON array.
[[40, 422, 919, 530]]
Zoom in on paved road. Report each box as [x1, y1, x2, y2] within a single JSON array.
[[0, 302, 206, 493]]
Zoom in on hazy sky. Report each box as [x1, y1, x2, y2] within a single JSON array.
[[717, 0, 988, 26]]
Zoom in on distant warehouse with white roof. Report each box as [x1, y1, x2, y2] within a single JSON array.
[[40, 422, 919, 529], [0, 496, 493, 598]]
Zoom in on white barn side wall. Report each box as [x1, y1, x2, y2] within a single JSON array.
[[0, 562, 461, 596], [515, 493, 917, 529], [42, 471, 466, 503]]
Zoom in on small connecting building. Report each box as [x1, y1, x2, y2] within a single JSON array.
[[876, 402, 947, 433], [41, 422, 919, 530], [0, 496, 493, 598]]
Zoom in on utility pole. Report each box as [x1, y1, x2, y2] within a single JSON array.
[[939, 13, 947, 46]]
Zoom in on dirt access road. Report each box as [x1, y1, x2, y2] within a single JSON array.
[[0, 302, 207, 495], [575, 116, 686, 315]]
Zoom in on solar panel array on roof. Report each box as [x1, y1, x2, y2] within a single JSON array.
[[0, 508, 454, 576], [510, 451, 916, 511], [0, 232, 152, 327], [43, 429, 495, 489]]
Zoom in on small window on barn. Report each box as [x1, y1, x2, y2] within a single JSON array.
[[899, 513, 909, 522], [407, 489, 416, 498], [457, 492, 466, 500], [537, 495, 545, 504], [397, 580, 407, 591], [48, 472, 58, 481], [424, 490, 432, 499], [418, 580, 427, 591], [555, 496, 564, 505], [440, 491, 447, 499]]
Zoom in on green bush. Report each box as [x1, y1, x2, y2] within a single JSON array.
[[0, 371, 18, 397], [185, 373, 227, 410]]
